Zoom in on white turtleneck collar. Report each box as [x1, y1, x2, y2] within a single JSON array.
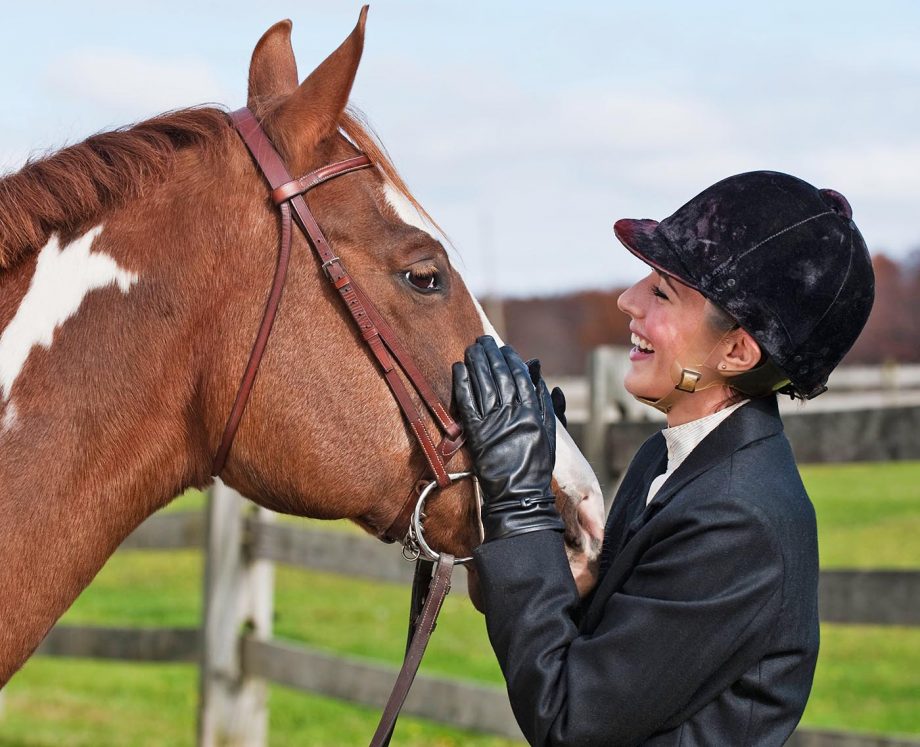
[[646, 399, 750, 506]]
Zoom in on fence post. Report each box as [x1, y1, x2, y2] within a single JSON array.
[[197, 481, 275, 747], [586, 345, 638, 511]]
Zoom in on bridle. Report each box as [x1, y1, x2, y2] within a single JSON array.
[[212, 107, 477, 745]]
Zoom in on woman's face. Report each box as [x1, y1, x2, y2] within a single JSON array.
[[616, 270, 718, 404]]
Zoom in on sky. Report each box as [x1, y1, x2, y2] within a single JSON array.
[[1, 1, 918, 296]]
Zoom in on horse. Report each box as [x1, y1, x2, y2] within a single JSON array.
[[0, 7, 604, 687]]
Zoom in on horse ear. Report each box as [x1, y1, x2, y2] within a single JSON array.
[[270, 6, 368, 165], [248, 20, 299, 116]]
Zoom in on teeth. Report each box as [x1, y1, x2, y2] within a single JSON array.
[[631, 332, 655, 353]]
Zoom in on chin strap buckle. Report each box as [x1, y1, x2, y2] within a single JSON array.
[[675, 368, 702, 393]]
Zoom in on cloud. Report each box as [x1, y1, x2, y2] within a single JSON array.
[[5, 12, 914, 297], [44, 48, 230, 120], [349, 51, 920, 295]]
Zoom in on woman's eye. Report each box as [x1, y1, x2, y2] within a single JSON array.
[[404, 268, 443, 293], [651, 285, 669, 301]]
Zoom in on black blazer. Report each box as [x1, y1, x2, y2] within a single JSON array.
[[474, 396, 819, 746]]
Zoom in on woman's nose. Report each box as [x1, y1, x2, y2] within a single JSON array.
[[617, 280, 643, 319]]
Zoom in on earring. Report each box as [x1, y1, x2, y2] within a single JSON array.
[[719, 363, 727, 370]]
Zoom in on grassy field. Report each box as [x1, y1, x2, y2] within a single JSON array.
[[0, 461, 918, 745]]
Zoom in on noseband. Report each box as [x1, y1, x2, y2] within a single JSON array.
[[213, 107, 475, 745]]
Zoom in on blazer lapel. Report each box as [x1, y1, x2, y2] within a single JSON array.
[[582, 396, 785, 629], [626, 396, 784, 538], [598, 436, 667, 576]]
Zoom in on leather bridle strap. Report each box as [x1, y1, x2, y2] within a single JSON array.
[[370, 554, 454, 747], [212, 108, 464, 488], [211, 197, 295, 476], [216, 109, 468, 747]]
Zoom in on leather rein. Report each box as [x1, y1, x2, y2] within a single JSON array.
[[212, 107, 473, 745]]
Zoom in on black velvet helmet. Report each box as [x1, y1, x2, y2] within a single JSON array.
[[614, 171, 875, 399]]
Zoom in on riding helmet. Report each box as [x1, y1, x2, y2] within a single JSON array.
[[614, 170, 875, 399]]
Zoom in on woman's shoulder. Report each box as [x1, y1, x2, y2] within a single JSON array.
[[669, 429, 814, 533]]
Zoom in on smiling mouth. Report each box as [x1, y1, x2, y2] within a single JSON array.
[[630, 332, 655, 355]]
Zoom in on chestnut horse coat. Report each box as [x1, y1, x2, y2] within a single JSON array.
[[475, 395, 819, 746]]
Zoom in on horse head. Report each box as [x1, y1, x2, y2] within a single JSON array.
[[0, 11, 603, 680], [212, 10, 604, 599]]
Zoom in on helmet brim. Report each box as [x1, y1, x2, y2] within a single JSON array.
[[613, 218, 703, 294]]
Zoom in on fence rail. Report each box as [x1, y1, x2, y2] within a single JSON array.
[[123, 511, 920, 627], [35, 507, 920, 746], [570, 404, 920, 487], [38, 625, 199, 662], [23, 364, 920, 745], [243, 638, 522, 739]]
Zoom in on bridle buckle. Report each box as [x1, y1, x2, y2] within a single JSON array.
[[321, 256, 344, 280]]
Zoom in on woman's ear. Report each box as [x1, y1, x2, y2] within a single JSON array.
[[720, 329, 762, 373]]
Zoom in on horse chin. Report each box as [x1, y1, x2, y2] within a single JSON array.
[[551, 423, 606, 598], [556, 484, 605, 598], [564, 536, 601, 598], [464, 491, 605, 613]]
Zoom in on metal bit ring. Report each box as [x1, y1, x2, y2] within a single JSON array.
[[406, 472, 480, 565]]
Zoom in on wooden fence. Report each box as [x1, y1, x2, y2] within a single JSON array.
[[15, 351, 920, 745], [23, 488, 919, 747], [579, 347, 920, 510]]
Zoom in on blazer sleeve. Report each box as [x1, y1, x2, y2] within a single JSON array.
[[473, 499, 785, 747]]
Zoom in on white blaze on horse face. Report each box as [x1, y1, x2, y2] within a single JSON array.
[[0, 226, 138, 401], [555, 424, 605, 552], [383, 181, 433, 237], [470, 295, 505, 345], [470, 285, 604, 556], [381, 181, 604, 556]]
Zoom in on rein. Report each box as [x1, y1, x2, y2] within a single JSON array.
[[213, 107, 473, 744]]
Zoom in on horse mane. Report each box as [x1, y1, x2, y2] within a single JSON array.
[[0, 107, 231, 270], [0, 103, 442, 272]]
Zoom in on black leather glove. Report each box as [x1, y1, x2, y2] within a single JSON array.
[[452, 336, 564, 542], [526, 358, 567, 429]]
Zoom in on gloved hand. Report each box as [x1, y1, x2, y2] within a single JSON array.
[[452, 336, 564, 542], [526, 359, 567, 429]]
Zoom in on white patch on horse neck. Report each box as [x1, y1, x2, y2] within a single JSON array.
[[1, 402, 17, 433], [0, 225, 138, 401]]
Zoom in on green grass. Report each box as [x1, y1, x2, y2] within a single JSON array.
[[59, 551, 503, 684], [1, 461, 918, 744], [801, 461, 920, 568], [0, 660, 515, 747], [803, 625, 920, 737]]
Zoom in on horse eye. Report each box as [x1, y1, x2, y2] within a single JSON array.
[[403, 268, 443, 294]]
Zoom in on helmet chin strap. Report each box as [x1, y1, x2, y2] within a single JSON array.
[[633, 328, 734, 415], [633, 359, 726, 414]]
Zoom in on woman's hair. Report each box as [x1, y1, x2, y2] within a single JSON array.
[[705, 302, 791, 404]]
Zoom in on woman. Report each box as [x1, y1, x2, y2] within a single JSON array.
[[452, 171, 874, 746]]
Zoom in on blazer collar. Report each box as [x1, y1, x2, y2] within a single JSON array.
[[628, 395, 784, 533], [581, 396, 784, 630]]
